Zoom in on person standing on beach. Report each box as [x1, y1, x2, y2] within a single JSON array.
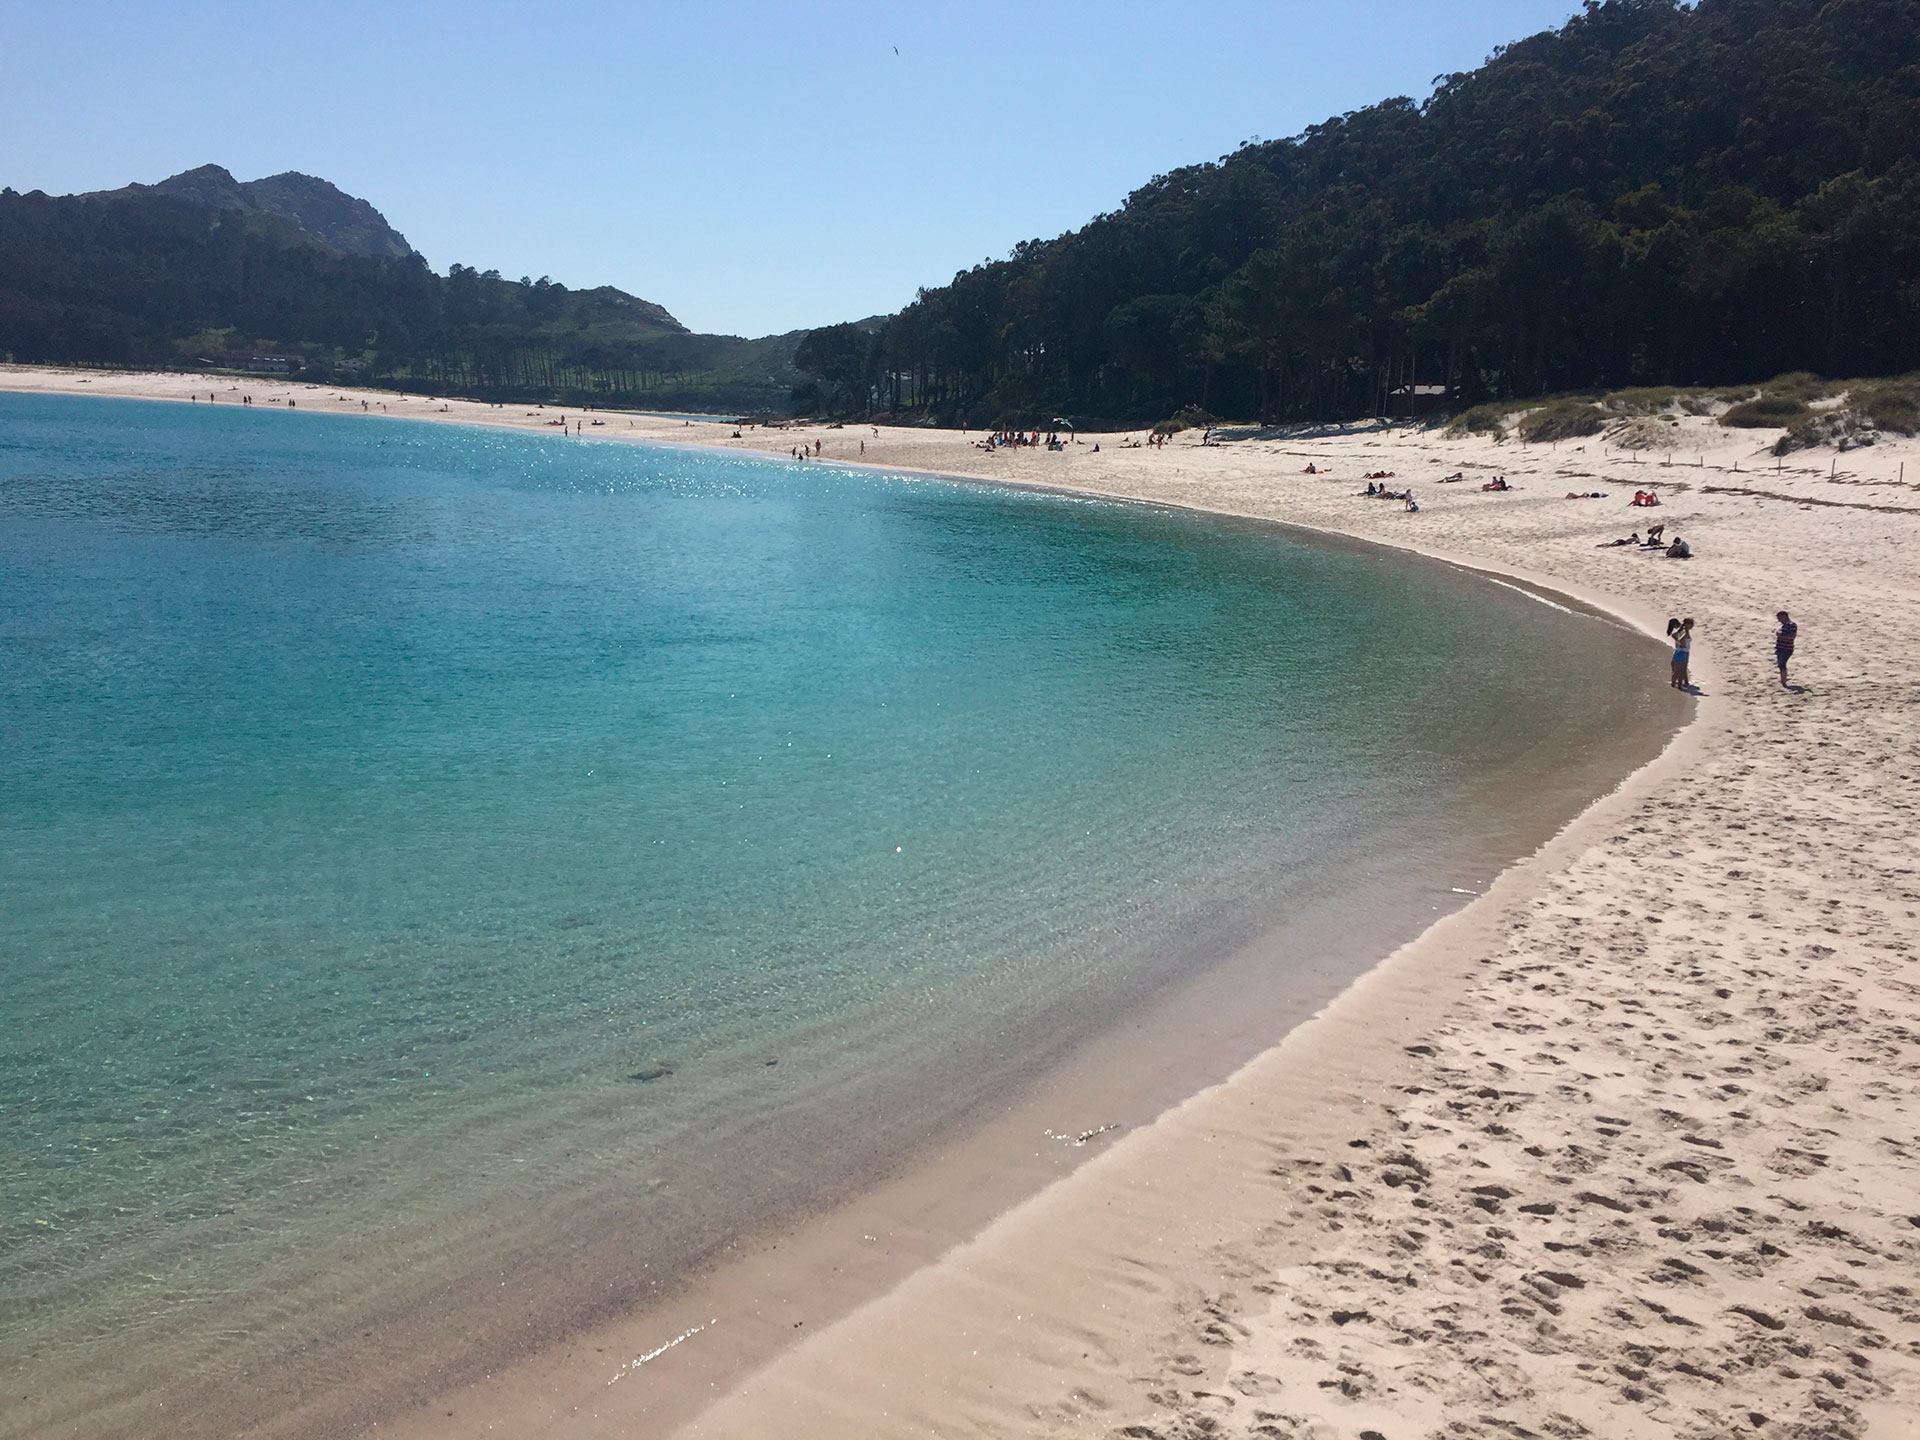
[[1774, 610, 1797, 687], [1668, 617, 1694, 689]]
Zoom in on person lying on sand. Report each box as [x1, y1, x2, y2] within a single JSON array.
[[1597, 532, 1643, 547], [1565, 490, 1608, 499], [1438, 472, 1465, 483]]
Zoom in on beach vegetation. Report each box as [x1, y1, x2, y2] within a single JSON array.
[[1758, 372, 1841, 403], [1773, 408, 1879, 453], [1447, 401, 1525, 436], [1852, 379, 1920, 433], [1720, 395, 1815, 427], [1518, 400, 1607, 442], [1601, 386, 1701, 415]]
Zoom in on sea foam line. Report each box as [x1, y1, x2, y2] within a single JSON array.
[[1474, 574, 1577, 615], [607, 1320, 716, 1384]]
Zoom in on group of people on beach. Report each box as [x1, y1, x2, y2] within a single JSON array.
[[1597, 524, 1690, 557], [1664, 610, 1797, 691], [982, 428, 1068, 451], [1359, 479, 1418, 510], [189, 391, 291, 407]]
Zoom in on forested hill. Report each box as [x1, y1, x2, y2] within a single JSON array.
[[0, 168, 805, 412], [82, 165, 421, 260], [834, 0, 1920, 427]]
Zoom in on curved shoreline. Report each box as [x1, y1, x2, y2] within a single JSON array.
[[6, 370, 1918, 1436], [353, 445, 1696, 1440], [668, 609, 1720, 1440], [640, 451, 1727, 1440], [654, 425, 1920, 1435], [0, 382, 1673, 1440]]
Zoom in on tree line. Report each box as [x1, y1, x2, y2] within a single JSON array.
[[0, 191, 801, 411], [8, 0, 1917, 428], [797, 0, 1920, 426]]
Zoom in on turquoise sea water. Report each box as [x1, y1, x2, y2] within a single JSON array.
[[0, 394, 1670, 1436]]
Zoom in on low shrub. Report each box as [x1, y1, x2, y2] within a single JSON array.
[[1518, 400, 1605, 442], [1720, 394, 1813, 428], [1852, 381, 1919, 434], [1760, 371, 1837, 402], [1448, 401, 1520, 436], [1608, 414, 1681, 451], [1602, 386, 1683, 414], [1774, 409, 1877, 454]]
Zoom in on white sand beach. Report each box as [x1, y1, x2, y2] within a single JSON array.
[[7, 366, 1918, 1439]]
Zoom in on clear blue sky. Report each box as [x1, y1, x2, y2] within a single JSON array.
[[1, 0, 1580, 337]]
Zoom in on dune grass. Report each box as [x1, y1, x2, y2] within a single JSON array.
[[1518, 399, 1606, 442], [1720, 394, 1815, 428], [1851, 377, 1919, 434]]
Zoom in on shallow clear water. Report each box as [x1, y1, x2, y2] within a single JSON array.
[[0, 394, 1668, 1435]]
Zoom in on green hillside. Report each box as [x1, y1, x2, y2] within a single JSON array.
[[838, 0, 1920, 427], [0, 170, 803, 412]]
